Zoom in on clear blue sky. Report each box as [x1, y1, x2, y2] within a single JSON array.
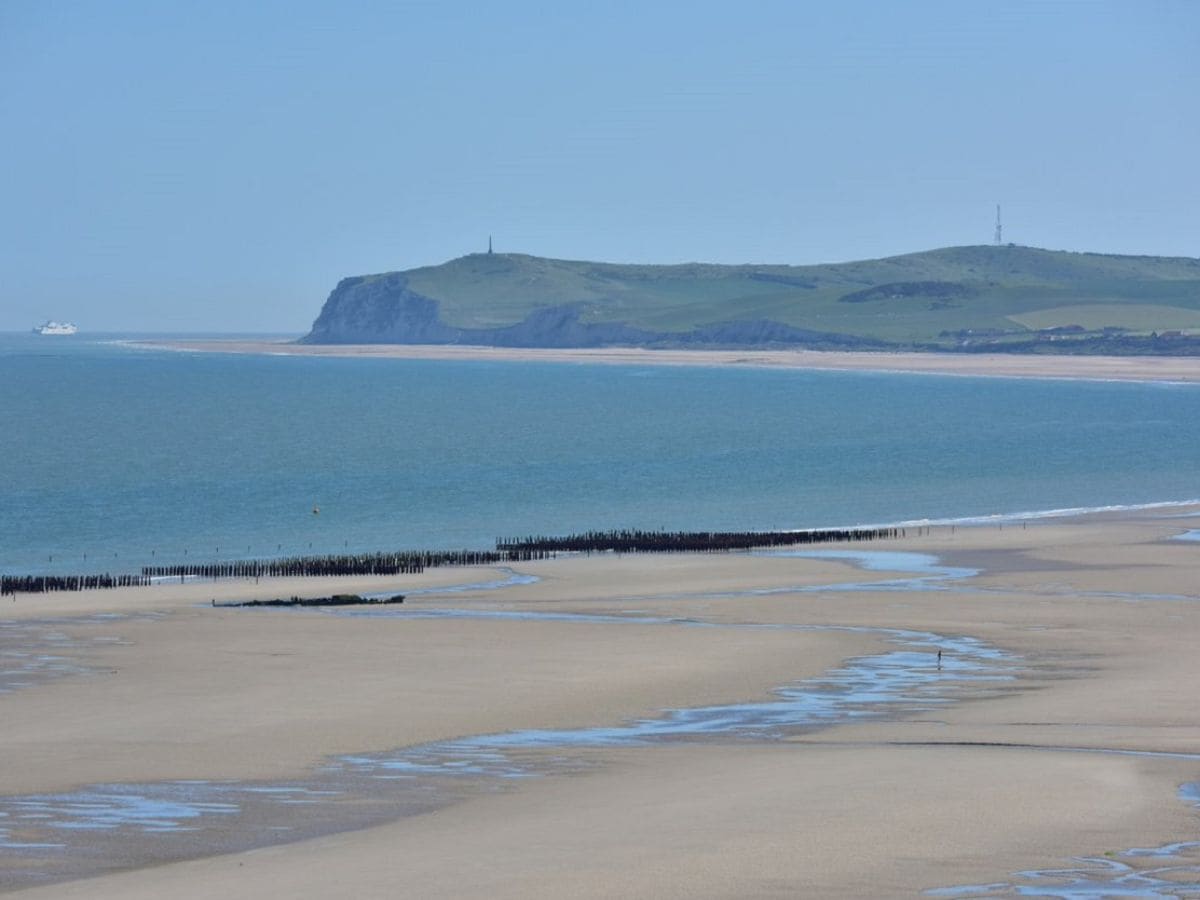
[[2, 1, 1196, 332]]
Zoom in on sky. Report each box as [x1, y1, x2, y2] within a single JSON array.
[[1, 1, 1197, 332]]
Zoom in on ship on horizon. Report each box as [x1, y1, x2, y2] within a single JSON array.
[[33, 320, 78, 335]]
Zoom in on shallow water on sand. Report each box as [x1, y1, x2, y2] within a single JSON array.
[[0, 614, 163, 695], [928, 783, 1200, 898], [0, 614, 1015, 889]]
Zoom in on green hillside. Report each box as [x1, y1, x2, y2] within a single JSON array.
[[399, 245, 1200, 344], [309, 245, 1200, 351]]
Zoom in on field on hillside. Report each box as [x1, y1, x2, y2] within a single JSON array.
[[396, 246, 1200, 344]]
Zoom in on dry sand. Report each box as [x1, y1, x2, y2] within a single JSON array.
[[4, 507, 1200, 896], [132, 339, 1200, 383]]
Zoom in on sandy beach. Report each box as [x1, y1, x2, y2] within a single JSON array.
[[3, 507, 1200, 896], [133, 339, 1200, 383]]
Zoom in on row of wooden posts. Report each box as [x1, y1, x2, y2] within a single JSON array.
[[3, 525, 901, 596], [497, 526, 903, 554]]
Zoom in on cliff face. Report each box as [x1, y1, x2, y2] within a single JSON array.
[[301, 272, 883, 349], [303, 274, 460, 344]]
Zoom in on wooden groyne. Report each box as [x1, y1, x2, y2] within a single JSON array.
[[1, 548, 552, 596], [497, 526, 902, 555], [3, 525, 902, 596], [1, 573, 151, 596], [139, 548, 548, 581]]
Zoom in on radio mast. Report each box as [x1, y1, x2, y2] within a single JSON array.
[[994, 205, 1002, 245]]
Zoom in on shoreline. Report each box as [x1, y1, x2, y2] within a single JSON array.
[[4, 507, 1200, 896], [128, 339, 1200, 383], [6, 498, 1199, 584]]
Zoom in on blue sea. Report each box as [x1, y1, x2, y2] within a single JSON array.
[[2, 332, 1198, 575]]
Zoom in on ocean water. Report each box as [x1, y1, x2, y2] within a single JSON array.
[[2, 332, 1199, 575]]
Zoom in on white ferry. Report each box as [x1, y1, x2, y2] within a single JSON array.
[[33, 321, 78, 335]]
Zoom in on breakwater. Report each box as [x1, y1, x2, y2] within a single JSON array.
[[497, 526, 901, 555], [1, 550, 523, 596], [2, 526, 900, 596], [0, 573, 151, 596], [139, 548, 531, 581]]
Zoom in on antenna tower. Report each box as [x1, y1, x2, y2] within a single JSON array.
[[994, 205, 1002, 246]]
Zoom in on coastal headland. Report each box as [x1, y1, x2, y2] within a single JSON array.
[[136, 338, 1200, 383], [297, 246, 1200, 352], [3, 505, 1200, 896]]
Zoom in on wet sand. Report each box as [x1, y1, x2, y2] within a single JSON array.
[[132, 339, 1200, 383], [3, 506, 1200, 896]]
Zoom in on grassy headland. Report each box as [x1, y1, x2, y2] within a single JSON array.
[[304, 244, 1200, 352]]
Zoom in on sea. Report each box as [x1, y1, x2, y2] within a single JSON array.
[[2, 332, 1199, 576]]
